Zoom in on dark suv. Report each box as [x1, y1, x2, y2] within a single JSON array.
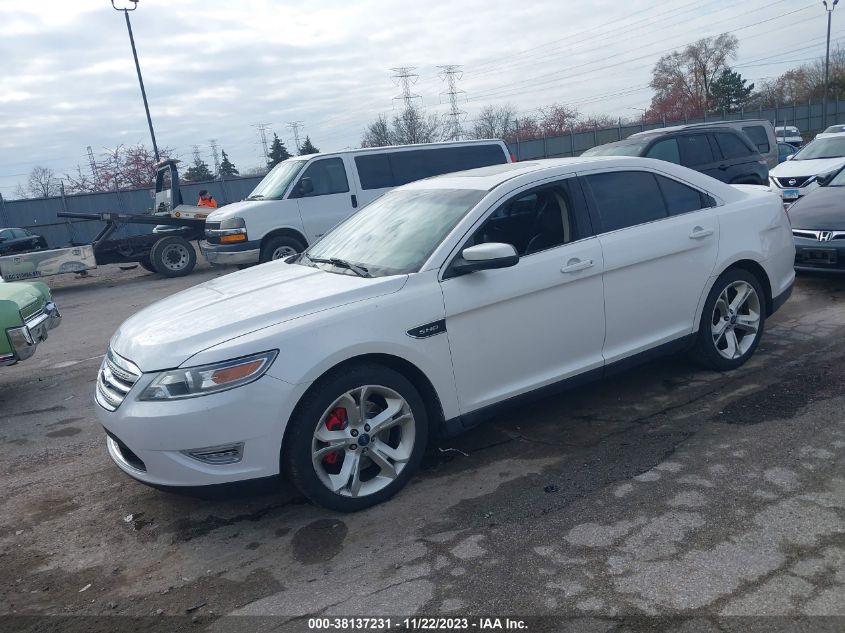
[[582, 127, 768, 185], [0, 228, 48, 256]]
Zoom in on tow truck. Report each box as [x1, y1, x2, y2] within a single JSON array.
[[0, 160, 209, 281]]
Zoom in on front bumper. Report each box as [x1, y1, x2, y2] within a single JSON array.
[[1, 301, 61, 366], [96, 371, 299, 487], [770, 179, 817, 203], [793, 236, 845, 272], [199, 240, 260, 266]]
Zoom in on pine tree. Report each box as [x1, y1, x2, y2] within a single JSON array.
[[298, 136, 320, 155], [710, 69, 755, 112], [267, 133, 291, 169], [219, 150, 239, 177], [183, 155, 213, 181]]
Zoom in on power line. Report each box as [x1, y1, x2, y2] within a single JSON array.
[[439, 65, 466, 140]]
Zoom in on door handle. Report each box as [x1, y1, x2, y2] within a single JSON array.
[[689, 227, 714, 239], [351, 194, 358, 208], [561, 258, 594, 273], [718, 164, 728, 170]]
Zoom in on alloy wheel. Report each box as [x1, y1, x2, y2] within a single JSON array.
[[710, 280, 761, 360], [311, 385, 416, 498], [272, 245, 298, 260]]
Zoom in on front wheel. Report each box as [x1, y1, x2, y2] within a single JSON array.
[[283, 364, 429, 512], [692, 268, 766, 371], [259, 235, 305, 264]]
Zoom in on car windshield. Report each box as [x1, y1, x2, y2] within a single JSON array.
[[792, 137, 845, 160], [582, 140, 649, 157], [303, 188, 485, 277], [247, 160, 306, 200]]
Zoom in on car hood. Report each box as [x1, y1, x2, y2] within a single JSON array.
[[0, 281, 49, 318], [788, 187, 845, 230], [770, 157, 845, 178], [205, 198, 273, 221], [110, 263, 408, 372]]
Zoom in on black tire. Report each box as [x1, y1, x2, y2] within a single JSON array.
[[259, 235, 305, 264], [149, 236, 196, 277], [283, 363, 429, 512], [139, 256, 157, 273], [691, 268, 766, 371]]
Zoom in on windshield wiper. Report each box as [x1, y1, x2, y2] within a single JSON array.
[[308, 257, 372, 278]]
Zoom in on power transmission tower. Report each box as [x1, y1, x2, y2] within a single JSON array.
[[208, 138, 220, 175], [252, 123, 271, 163], [192, 144, 203, 165], [86, 145, 101, 189], [438, 65, 465, 140], [391, 66, 422, 110], [287, 121, 304, 153]]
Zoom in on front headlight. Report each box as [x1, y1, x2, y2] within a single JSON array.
[[138, 350, 277, 401]]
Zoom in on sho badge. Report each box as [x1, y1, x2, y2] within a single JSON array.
[[407, 320, 446, 339]]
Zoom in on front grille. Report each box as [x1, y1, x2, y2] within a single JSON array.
[[775, 176, 812, 188], [96, 349, 141, 411], [21, 301, 43, 322], [792, 229, 845, 241]]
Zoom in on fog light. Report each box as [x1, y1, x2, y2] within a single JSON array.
[[181, 442, 245, 465]]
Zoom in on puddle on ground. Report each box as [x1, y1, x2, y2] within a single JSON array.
[[291, 518, 347, 564]]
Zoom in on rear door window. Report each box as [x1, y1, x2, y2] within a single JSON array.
[[742, 125, 770, 153], [715, 132, 754, 159], [655, 175, 709, 215], [678, 134, 715, 167], [645, 138, 681, 164], [585, 171, 668, 233]]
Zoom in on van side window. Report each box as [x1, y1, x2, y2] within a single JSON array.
[[355, 154, 393, 190], [742, 125, 770, 153], [296, 158, 349, 197]]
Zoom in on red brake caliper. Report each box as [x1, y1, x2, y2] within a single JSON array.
[[323, 407, 347, 465]]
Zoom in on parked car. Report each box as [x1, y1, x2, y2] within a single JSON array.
[[0, 276, 61, 365], [97, 157, 794, 511], [768, 133, 845, 203], [628, 119, 779, 168], [201, 140, 512, 266], [582, 126, 769, 185], [0, 228, 48, 255], [778, 142, 797, 163], [788, 165, 845, 272], [815, 124, 845, 139], [775, 126, 803, 147]]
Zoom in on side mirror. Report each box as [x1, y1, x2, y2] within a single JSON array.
[[785, 154, 794, 161], [299, 177, 314, 196], [452, 243, 519, 275]]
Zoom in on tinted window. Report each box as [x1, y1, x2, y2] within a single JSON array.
[[0, 230, 11, 239], [645, 138, 681, 164], [298, 158, 349, 196], [470, 179, 581, 256], [715, 132, 754, 159], [678, 134, 714, 166], [355, 154, 393, 190], [586, 171, 667, 232], [742, 126, 770, 153], [390, 145, 507, 187], [11, 229, 28, 238], [655, 175, 706, 215]]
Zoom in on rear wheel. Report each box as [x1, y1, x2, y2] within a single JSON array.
[[283, 364, 429, 512], [692, 268, 766, 371], [259, 235, 305, 264], [149, 236, 196, 277]]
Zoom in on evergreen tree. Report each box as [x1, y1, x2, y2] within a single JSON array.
[[710, 68, 755, 112], [298, 136, 320, 155], [183, 152, 213, 181], [267, 133, 291, 169], [219, 150, 239, 177]]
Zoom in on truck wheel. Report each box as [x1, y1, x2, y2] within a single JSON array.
[[260, 235, 305, 264], [139, 256, 157, 273], [149, 236, 196, 277]]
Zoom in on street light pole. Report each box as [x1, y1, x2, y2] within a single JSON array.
[[823, 0, 839, 130], [112, 0, 160, 161]]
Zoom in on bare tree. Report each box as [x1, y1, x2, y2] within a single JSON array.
[[64, 144, 172, 193], [391, 104, 441, 145], [538, 103, 579, 136], [361, 114, 394, 147], [469, 104, 518, 140], [25, 166, 60, 198]]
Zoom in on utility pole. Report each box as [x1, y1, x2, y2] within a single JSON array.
[[391, 66, 422, 111], [287, 121, 304, 153], [111, 0, 159, 161], [208, 139, 220, 175], [438, 65, 465, 141], [823, 0, 840, 129], [253, 123, 271, 163]]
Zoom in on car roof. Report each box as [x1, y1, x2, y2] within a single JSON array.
[[277, 139, 508, 162], [630, 120, 771, 138]]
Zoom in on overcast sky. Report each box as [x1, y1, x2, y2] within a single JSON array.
[[0, 0, 840, 197]]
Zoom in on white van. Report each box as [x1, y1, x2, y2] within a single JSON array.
[[200, 140, 512, 265]]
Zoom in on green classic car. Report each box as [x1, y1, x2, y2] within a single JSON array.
[[0, 276, 61, 365]]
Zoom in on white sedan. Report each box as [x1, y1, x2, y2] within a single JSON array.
[[96, 157, 795, 511]]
